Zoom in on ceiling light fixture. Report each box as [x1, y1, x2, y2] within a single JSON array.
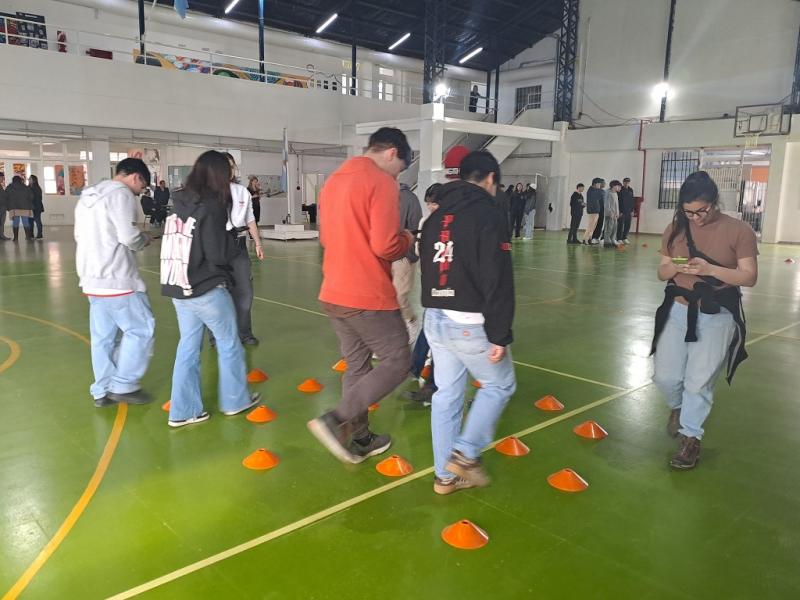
[[389, 32, 411, 51], [224, 0, 241, 14], [458, 47, 483, 64], [316, 13, 338, 34]]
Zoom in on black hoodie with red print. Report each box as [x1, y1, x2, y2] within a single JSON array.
[[419, 180, 515, 346]]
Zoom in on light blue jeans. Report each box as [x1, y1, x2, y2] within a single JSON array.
[[88, 292, 155, 399], [653, 302, 736, 439], [424, 309, 517, 479], [523, 210, 535, 238], [170, 286, 250, 421]]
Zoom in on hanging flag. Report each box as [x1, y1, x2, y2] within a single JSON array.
[[281, 128, 289, 193], [174, 0, 188, 19]]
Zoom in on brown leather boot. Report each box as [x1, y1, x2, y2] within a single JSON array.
[[670, 435, 701, 470]]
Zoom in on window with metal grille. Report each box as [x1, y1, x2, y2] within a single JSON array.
[[658, 150, 700, 209], [515, 85, 542, 113]]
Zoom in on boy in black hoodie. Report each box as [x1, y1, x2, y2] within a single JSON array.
[[419, 151, 517, 495]]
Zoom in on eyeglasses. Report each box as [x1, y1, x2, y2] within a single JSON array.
[[683, 206, 711, 218]]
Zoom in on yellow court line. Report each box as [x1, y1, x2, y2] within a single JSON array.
[[0, 336, 22, 374], [107, 317, 797, 599], [0, 311, 128, 600]]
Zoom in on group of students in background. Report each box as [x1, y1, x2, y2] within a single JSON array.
[[0, 173, 45, 241], [497, 181, 537, 240], [567, 177, 636, 247]]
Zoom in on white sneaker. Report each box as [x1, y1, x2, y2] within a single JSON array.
[[169, 411, 211, 428], [623, 239, 631, 244], [221, 392, 261, 416]]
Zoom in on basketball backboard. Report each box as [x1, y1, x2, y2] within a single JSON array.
[[734, 103, 792, 137]]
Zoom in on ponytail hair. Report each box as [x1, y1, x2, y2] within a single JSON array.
[[667, 171, 719, 251]]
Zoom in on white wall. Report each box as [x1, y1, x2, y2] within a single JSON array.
[[496, 40, 558, 124]]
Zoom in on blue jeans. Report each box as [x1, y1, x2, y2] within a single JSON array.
[[12, 216, 30, 227], [424, 309, 517, 479], [88, 292, 155, 399], [170, 286, 250, 421], [653, 302, 735, 439], [523, 210, 535, 238]]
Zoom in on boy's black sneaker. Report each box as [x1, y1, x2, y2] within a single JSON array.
[[307, 411, 356, 464], [348, 432, 392, 464], [107, 390, 152, 405], [94, 396, 118, 408], [670, 435, 701, 470]]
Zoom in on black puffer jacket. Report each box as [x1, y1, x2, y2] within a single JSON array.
[[419, 180, 515, 346], [6, 181, 33, 211]]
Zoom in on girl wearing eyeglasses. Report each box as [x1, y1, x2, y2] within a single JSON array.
[[651, 171, 758, 470]]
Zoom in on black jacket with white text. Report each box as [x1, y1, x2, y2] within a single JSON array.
[[419, 180, 515, 346]]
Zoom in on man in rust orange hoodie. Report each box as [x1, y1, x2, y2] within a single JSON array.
[[308, 128, 415, 464]]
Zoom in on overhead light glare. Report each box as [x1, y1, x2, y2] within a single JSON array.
[[316, 13, 338, 34], [224, 0, 241, 14], [389, 32, 411, 51], [458, 47, 483, 64]]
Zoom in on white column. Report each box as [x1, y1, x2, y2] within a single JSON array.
[[761, 139, 785, 244], [87, 140, 111, 185], [417, 102, 446, 200], [546, 121, 570, 231]]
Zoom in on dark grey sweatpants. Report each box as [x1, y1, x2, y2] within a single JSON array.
[[229, 250, 254, 339], [329, 309, 410, 438]]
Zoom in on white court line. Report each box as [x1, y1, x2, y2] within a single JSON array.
[[105, 319, 796, 599], [511, 360, 625, 391]]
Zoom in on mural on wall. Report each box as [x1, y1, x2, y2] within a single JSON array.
[[0, 12, 47, 48], [55, 164, 66, 195], [68, 165, 87, 196], [132, 50, 310, 87], [12, 163, 27, 178]]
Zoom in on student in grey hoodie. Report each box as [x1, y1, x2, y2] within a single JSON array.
[[603, 180, 622, 248], [74, 159, 155, 407], [393, 182, 423, 344]]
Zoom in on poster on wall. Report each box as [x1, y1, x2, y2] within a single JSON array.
[[12, 163, 27, 178], [14, 13, 48, 49], [68, 165, 86, 196], [55, 164, 66, 195], [250, 175, 283, 197]]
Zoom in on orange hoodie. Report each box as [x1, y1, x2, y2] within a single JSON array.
[[318, 156, 412, 310]]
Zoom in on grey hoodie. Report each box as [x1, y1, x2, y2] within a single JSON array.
[[74, 180, 149, 293]]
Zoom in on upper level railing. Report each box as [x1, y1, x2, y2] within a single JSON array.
[[0, 15, 495, 114]]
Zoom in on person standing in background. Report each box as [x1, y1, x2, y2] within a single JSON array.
[[29, 175, 44, 240], [394, 182, 423, 344], [6, 175, 34, 242], [591, 179, 606, 243], [567, 183, 585, 244], [0, 176, 8, 241], [469, 85, 480, 113], [510, 183, 526, 239], [583, 178, 603, 245], [153, 180, 170, 226], [618, 177, 635, 244], [247, 176, 262, 225], [522, 183, 537, 240], [603, 180, 622, 248]]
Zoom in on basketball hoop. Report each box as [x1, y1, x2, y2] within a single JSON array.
[[744, 132, 760, 150]]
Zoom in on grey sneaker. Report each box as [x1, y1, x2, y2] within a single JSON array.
[[445, 450, 490, 488], [94, 396, 118, 408], [433, 475, 476, 496], [169, 411, 211, 428], [670, 435, 701, 470], [667, 408, 681, 438], [307, 411, 356, 464], [107, 389, 152, 405], [348, 432, 392, 464], [221, 392, 261, 416]]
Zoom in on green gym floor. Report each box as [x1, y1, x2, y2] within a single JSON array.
[[1, 229, 799, 600]]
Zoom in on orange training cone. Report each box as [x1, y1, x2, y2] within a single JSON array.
[[162, 400, 171, 412], [247, 368, 269, 384], [368, 403, 380, 412], [472, 380, 482, 389], [247, 405, 277, 423], [441, 520, 489, 550], [547, 468, 589, 492], [535, 395, 564, 411], [376, 455, 414, 477], [573, 420, 608, 440], [642, 243, 649, 248], [617, 244, 626, 252], [242, 449, 280, 471], [297, 378, 324, 393], [332, 359, 347, 372], [420, 365, 432, 380], [495, 436, 530, 456]]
